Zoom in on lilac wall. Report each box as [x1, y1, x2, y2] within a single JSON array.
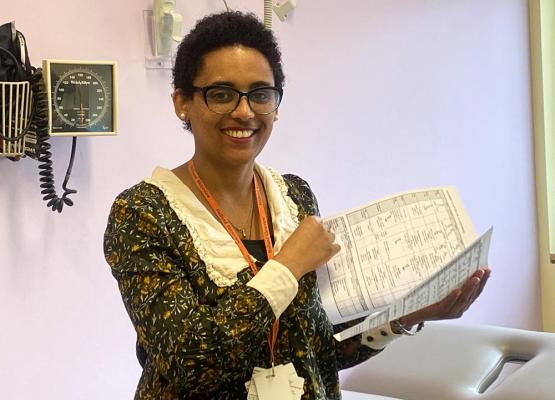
[[0, 1, 538, 399]]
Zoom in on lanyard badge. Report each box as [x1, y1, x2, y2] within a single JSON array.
[[188, 162, 306, 398]]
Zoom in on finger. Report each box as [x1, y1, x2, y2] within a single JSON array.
[[474, 268, 491, 298], [421, 289, 461, 322], [449, 277, 480, 317], [439, 289, 462, 314], [461, 279, 483, 313], [461, 269, 491, 313], [461, 275, 480, 299], [471, 269, 485, 280]]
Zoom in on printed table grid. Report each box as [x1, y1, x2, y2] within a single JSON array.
[[327, 190, 466, 318]]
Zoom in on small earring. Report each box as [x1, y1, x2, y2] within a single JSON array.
[[180, 113, 187, 120]]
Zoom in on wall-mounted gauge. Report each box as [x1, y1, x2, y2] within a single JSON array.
[[42, 60, 117, 136]]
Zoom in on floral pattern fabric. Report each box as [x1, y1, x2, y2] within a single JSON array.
[[104, 173, 382, 400]]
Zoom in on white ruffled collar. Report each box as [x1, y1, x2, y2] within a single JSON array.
[[144, 164, 300, 287]]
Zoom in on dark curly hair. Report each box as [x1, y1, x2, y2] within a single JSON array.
[[172, 11, 285, 99]]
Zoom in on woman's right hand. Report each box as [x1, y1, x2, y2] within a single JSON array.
[[274, 216, 341, 280]]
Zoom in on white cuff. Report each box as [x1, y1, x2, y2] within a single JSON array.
[[361, 322, 402, 350], [246, 259, 298, 318]]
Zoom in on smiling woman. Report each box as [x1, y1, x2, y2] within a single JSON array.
[[172, 45, 277, 171], [103, 10, 489, 400]]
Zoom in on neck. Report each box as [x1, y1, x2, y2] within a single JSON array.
[[174, 155, 270, 240], [190, 155, 255, 201]]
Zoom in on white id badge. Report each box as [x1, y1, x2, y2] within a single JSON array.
[[247, 363, 305, 400], [245, 367, 267, 400], [245, 380, 258, 400], [251, 364, 295, 400], [276, 363, 305, 399]]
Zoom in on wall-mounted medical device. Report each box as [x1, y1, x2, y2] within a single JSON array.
[[154, 0, 183, 56], [144, 0, 183, 69], [144, 1, 297, 68], [0, 21, 118, 212], [42, 60, 117, 136]]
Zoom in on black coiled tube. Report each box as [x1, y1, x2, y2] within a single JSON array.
[[29, 69, 77, 213]]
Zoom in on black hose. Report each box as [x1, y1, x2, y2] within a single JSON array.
[[30, 69, 77, 212]]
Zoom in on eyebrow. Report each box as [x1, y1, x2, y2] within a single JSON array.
[[209, 80, 274, 89]]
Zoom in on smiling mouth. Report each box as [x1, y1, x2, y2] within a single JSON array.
[[222, 129, 255, 138]]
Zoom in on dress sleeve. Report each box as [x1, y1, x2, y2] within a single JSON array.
[[103, 188, 278, 395], [333, 320, 402, 370]]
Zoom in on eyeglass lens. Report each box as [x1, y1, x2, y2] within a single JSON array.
[[204, 87, 280, 114]]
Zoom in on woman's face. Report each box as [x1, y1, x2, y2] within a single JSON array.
[[174, 45, 278, 168]]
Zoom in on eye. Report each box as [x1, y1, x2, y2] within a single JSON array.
[[206, 88, 235, 103], [250, 89, 274, 104]]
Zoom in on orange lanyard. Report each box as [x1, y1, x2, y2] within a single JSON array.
[[187, 161, 280, 368]]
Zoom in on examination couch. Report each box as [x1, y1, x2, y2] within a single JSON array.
[[340, 322, 555, 400]]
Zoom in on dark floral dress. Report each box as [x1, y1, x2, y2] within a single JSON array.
[[104, 172, 382, 400]]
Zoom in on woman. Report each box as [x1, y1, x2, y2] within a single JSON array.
[[104, 11, 490, 400]]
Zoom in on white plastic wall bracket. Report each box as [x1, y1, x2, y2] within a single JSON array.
[[273, 0, 297, 22]]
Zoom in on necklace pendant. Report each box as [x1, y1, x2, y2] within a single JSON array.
[[240, 228, 247, 239]]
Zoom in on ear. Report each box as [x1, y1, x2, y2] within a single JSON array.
[[172, 89, 189, 120], [273, 110, 279, 122]]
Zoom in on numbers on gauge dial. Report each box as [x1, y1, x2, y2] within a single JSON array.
[[53, 69, 109, 129]]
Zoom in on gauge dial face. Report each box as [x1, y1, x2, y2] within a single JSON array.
[[47, 62, 115, 135]]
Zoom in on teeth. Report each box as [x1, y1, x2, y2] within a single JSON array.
[[223, 130, 254, 138]]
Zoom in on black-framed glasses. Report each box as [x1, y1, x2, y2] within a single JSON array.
[[193, 85, 282, 115]]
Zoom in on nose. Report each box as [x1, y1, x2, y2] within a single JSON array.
[[230, 95, 255, 120]]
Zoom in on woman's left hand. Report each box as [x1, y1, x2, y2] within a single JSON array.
[[397, 267, 491, 328]]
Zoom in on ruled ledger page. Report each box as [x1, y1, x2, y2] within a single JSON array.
[[315, 187, 492, 340]]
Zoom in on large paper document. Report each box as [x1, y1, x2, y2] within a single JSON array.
[[316, 187, 492, 341], [332, 229, 492, 341]]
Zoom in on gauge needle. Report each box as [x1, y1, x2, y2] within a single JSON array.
[[79, 103, 85, 125]]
